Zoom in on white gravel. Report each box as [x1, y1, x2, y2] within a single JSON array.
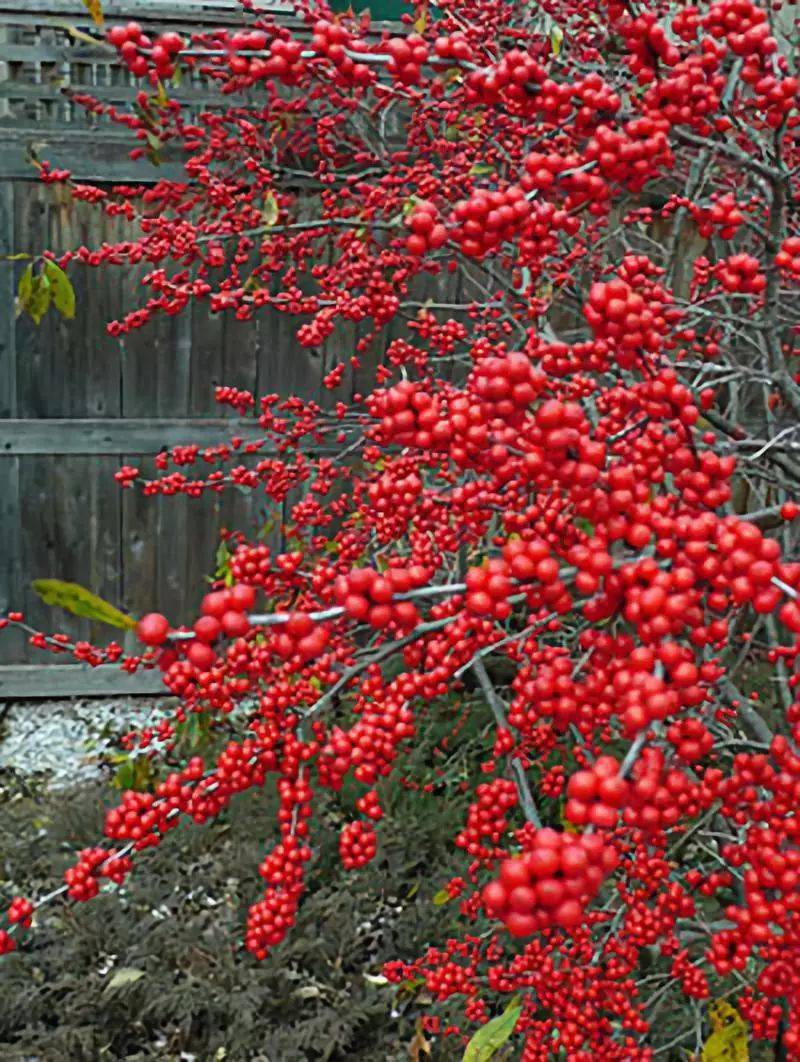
[[0, 697, 171, 789]]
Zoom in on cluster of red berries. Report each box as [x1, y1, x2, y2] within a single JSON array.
[[107, 22, 184, 79], [465, 558, 514, 619], [6, 898, 33, 928], [309, 20, 373, 86], [585, 119, 672, 192], [702, 0, 776, 58], [776, 237, 800, 279], [623, 749, 703, 832], [525, 397, 607, 497], [692, 194, 746, 239], [584, 277, 666, 359], [136, 584, 256, 672], [564, 755, 628, 828], [366, 467, 423, 543], [450, 186, 532, 258], [247, 836, 310, 959], [333, 565, 427, 630], [621, 11, 681, 82], [386, 35, 428, 85], [469, 351, 545, 423], [432, 32, 472, 64], [64, 847, 133, 901], [272, 612, 330, 662], [520, 151, 569, 194], [482, 829, 619, 937], [339, 821, 377, 869], [666, 717, 714, 762], [456, 778, 518, 861], [645, 53, 726, 131], [368, 381, 442, 449], [713, 253, 766, 295], [466, 49, 545, 108], [405, 201, 448, 256]]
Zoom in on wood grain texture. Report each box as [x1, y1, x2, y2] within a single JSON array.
[[0, 663, 164, 697]]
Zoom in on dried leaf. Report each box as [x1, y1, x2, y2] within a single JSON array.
[[410, 1017, 432, 1061], [82, 0, 104, 27]]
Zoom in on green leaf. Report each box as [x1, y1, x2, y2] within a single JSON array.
[[32, 578, 137, 630], [215, 540, 233, 584], [550, 24, 564, 56], [44, 260, 75, 320], [17, 264, 33, 316], [113, 760, 135, 791], [26, 274, 52, 326], [145, 131, 163, 165], [105, 968, 145, 992], [432, 888, 451, 906], [463, 1000, 522, 1062]]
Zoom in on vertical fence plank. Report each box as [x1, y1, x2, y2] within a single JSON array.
[[0, 180, 25, 661]]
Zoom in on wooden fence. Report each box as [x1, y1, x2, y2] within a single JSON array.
[[0, 1, 416, 696]]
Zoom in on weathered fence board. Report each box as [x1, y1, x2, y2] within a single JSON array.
[[0, 4, 404, 693], [0, 663, 165, 697]]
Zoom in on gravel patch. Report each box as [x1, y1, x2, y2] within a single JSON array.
[[0, 697, 172, 790]]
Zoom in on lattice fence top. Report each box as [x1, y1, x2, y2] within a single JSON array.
[[0, 2, 294, 137]]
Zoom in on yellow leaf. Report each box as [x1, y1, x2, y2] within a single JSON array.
[[82, 0, 104, 27], [701, 1001, 748, 1062], [32, 579, 137, 630], [433, 888, 451, 906], [550, 24, 564, 57], [262, 190, 279, 228], [413, 2, 428, 32]]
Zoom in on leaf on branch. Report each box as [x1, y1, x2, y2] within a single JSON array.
[[44, 260, 76, 320], [145, 131, 163, 166], [32, 578, 137, 630], [432, 888, 451, 906], [550, 24, 564, 57], [463, 999, 522, 1061], [16, 264, 33, 318], [105, 967, 145, 992], [25, 272, 52, 326], [262, 190, 280, 228]]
